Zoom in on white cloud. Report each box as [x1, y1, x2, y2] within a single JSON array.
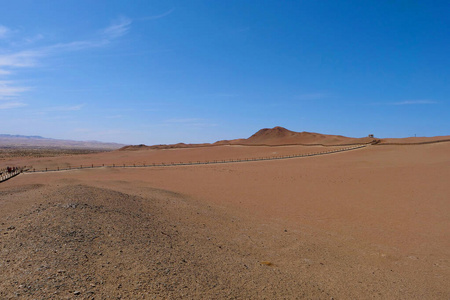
[[0, 17, 132, 106], [0, 50, 42, 68], [0, 101, 26, 109], [0, 81, 30, 99]]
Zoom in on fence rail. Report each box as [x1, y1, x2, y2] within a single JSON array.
[[373, 139, 450, 146], [21, 144, 368, 174], [0, 166, 28, 183]]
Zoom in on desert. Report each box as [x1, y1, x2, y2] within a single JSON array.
[[2, 2, 449, 298], [1, 127, 449, 299]]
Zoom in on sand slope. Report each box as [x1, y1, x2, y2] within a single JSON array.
[[1, 135, 449, 298]]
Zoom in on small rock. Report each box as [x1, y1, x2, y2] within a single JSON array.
[[74, 290, 81, 295]]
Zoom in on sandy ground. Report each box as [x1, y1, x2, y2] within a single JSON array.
[[1, 142, 449, 299], [2, 144, 348, 171]]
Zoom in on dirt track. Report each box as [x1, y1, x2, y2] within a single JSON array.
[[1, 142, 449, 299]]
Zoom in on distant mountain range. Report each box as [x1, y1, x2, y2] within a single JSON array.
[[0, 134, 125, 150], [0, 134, 47, 139]]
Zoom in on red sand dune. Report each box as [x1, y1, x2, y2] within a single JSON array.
[[238, 126, 374, 146]]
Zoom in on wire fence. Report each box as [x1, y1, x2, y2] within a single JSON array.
[[21, 144, 368, 174]]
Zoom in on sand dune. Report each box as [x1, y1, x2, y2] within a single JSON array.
[[238, 126, 374, 145]]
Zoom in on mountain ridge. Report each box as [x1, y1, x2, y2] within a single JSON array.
[[0, 134, 124, 150], [120, 126, 377, 151]]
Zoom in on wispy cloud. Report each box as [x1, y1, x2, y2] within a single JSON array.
[[295, 93, 330, 100], [45, 17, 132, 53], [0, 101, 26, 109], [139, 9, 175, 21], [236, 27, 250, 33], [370, 100, 439, 106], [0, 17, 132, 106], [44, 40, 106, 53], [163, 118, 217, 128], [0, 81, 31, 99], [0, 69, 11, 75], [102, 17, 132, 39], [23, 34, 44, 44], [44, 104, 85, 112], [105, 114, 123, 119], [205, 93, 239, 98], [391, 100, 438, 105], [165, 118, 203, 123], [0, 25, 10, 39], [1, 17, 132, 63], [0, 50, 43, 68]]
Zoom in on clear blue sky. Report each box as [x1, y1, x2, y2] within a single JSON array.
[[0, 1, 449, 144]]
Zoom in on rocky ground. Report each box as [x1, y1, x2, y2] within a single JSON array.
[[1, 184, 340, 299]]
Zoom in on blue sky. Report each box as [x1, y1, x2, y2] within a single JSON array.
[[0, 1, 449, 144]]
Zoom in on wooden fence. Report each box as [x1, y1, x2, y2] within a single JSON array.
[[22, 144, 368, 174], [0, 166, 28, 183]]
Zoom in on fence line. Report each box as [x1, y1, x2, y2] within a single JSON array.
[[0, 166, 28, 183], [21, 144, 368, 174], [373, 139, 450, 146]]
